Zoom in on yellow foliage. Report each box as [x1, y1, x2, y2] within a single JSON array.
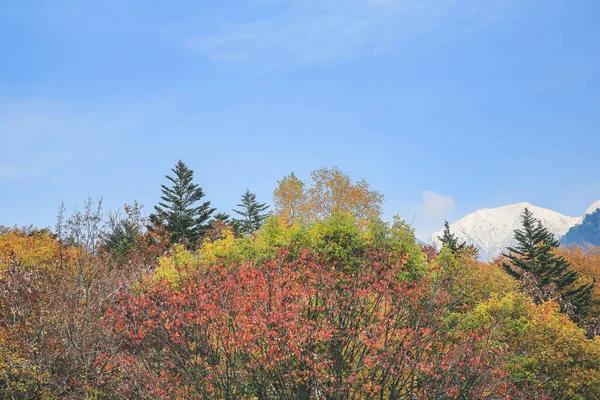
[[465, 292, 600, 398], [153, 243, 200, 285], [464, 292, 532, 334], [0, 229, 60, 272], [516, 300, 600, 398], [306, 167, 383, 228], [454, 256, 519, 308], [152, 220, 311, 284], [247, 217, 310, 260], [273, 168, 383, 228], [273, 172, 306, 225], [446, 249, 600, 398], [198, 228, 245, 265]]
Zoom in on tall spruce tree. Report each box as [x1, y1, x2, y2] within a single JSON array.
[[503, 208, 594, 318], [150, 160, 215, 247], [233, 190, 269, 235], [438, 220, 466, 254]]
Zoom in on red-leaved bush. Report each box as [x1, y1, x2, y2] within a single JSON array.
[[99, 250, 515, 399]]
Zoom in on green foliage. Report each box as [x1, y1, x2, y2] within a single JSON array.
[[310, 212, 364, 269], [436, 242, 600, 398], [233, 190, 270, 235], [150, 160, 215, 247], [462, 292, 532, 338], [153, 213, 430, 284], [439, 252, 519, 309], [464, 294, 600, 399], [103, 218, 139, 258], [503, 208, 594, 318], [558, 245, 600, 333], [438, 220, 465, 254], [212, 212, 232, 222], [363, 216, 427, 279], [504, 208, 575, 288]]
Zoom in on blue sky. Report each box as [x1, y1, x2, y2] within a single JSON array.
[[1, 0, 599, 239]]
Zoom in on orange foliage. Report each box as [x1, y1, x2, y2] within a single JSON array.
[[102, 250, 515, 399], [0, 227, 60, 271], [273, 167, 383, 228], [273, 172, 306, 225], [558, 245, 600, 314]]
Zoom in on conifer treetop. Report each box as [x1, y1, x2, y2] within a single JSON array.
[[151, 160, 215, 247]]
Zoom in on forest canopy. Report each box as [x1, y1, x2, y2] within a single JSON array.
[[1, 162, 600, 399]]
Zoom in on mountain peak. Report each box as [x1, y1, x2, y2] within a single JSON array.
[[429, 202, 582, 261], [585, 200, 600, 216], [516, 201, 532, 207]]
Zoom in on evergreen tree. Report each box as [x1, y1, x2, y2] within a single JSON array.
[[203, 212, 237, 242], [150, 160, 215, 247], [213, 212, 232, 223], [233, 190, 270, 235], [503, 208, 594, 317], [438, 220, 466, 254], [102, 219, 139, 258]]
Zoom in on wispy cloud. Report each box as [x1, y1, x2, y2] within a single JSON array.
[[410, 190, 455, 239], [421, 190, 454, 218], [11, 0, 518, 68], [184, 0, 513, 66]]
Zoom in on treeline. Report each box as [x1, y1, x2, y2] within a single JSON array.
[[1, 161, 600, 399]]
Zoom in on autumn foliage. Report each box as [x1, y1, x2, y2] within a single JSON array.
[[2, 171, 600, 399], [273, 168, 383, 228], [0, 202, 168, 398], [101, 250, 512, 399]]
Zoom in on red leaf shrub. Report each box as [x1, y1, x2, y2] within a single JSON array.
[[101, 250, 515, 399]]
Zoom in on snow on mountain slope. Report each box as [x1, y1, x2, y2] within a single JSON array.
[[428, 202, 582, 261], [585, 200, 600, 216]]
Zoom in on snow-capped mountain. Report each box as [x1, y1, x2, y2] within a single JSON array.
[[428, 202, 584, 261], [562, 209, 600, 247], [585, 200, 600, 216]]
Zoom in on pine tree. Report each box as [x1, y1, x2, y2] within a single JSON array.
[[213, 212, 232, 223], [102, 219, 139, 258], [503, 208, 594, 317], [233, 190, 270, 235], [438, 221, 466, 254], [203, 212, 237, 242], [150, 160, 215, 247]]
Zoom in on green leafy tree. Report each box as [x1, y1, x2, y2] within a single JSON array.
[[503, 208, 594, 319], [150, 160, 215, 247], [233, 190, 270, 235]]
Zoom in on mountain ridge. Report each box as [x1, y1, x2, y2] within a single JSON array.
[[585, 200, 600, 216], [427, 201, 594, 261], [563, 208, 600, 247]]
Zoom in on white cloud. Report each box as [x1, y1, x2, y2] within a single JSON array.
[[410, 190, 454, 240], [17, 0, 520, 68], [184, 0, 517, 66], [421, 190, 454, 218]]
